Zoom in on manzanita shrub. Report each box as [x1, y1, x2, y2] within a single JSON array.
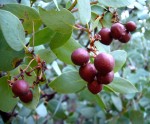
[[0, 0, 150, 123]]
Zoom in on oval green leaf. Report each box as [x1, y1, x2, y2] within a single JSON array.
[[0, 10, 25, 51], [98, 0, 135, 8], [77, 0, 91, 25], [39, 8, 75, 34], [36, 49, 56, 64], [79, 88, 106, 111], [49, 71, 86, 93], [49, 32, 72, 49], [0, 30, 25, 71], [30, 27, 55, 46], [0, 4, 42, 34], [108, 77, 138, 94], [0, 76, 18, 112]]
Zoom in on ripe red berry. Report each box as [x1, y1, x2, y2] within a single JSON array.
[[111, 23, 126, 40], [79, 63, 97, 83], [94, 53, 115, 74], [97, 71, 114, 85], [71, 48, 90, 66], [12, 80, 29, 97], [19, 90, 33, 103], [98, 28, 113, 45], [119, 31, 131, 43], [125, 21, 136, 32], [88, 80, 103, 94]]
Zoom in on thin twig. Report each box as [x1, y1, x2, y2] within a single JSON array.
[[71, 1, 98, 12], [68, 0, 77, 11], [32, 21, 35, 51]]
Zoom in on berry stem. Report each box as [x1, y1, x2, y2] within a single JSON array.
[[13, 58, 35, 81]]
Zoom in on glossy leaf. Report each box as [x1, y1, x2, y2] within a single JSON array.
[[0, 76, 18, 112], [77, 0, 91, 25], [1, 4, 42, 34], [109, 77, 138, 94], [52, 37, 81, 64], [0, 10, 25, 51], [98, 0, 135, 8], [49, 71, 86, 93], [39, 8, 75, 34], [110, 50, 127, 72]]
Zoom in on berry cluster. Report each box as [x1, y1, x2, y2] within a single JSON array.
[[98, 21, 136, 45], [71, 48, 115, 94], [12, 80, 33, 103]]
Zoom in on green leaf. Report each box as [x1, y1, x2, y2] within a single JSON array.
[[77, 0, 91, 25], [49, 32, 72, 49], [98, 0, 135, 8], [109, 77, 138, 94], [79, 89, 106, 111], [0, 0, 17, 4], [49, 71, 86, 93], [39, 8, 75, 34], [144, 30, 150, 40], [30, 27, 55, 46], [103, 85, 118, 94], [111, 95, 122, 111], [0, 4, 42, 34], [36, 49, 56, 63], [0, 29, 25, 71], [10, 65, 40, 109], [129, 110, 144, 124], [110, 50, 127, 72], [91, 5, 104, 15], [0, 10, 25, 51], [79, 107, 96, 118], [47, 100, 67, 119], [53, 0, 60, 11], [0, 76, 18, 112], [52, 37, 81, 64], [94, 41, 110, 53]]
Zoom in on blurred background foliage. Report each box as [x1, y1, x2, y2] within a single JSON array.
[[0, 0, 150, 124]]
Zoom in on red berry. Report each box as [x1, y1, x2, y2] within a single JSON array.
[[97, 71, 114, 85], [98, 28, 113, 45], [88, 80, 103, 94], [111, 23, 126, 40], [119, 31, 131, 43], [94, 53, 115, 74], [125, 21, 136, 32], [12, 80, 29, 97], [19, 90, 33, 103], [71, 48, 90, 66], [79, 63, 97, 83]]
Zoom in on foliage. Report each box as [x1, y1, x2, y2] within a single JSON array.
[[0, 0, 149, 124]]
